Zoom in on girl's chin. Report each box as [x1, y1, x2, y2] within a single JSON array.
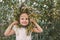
[[22, 24, 28, 26], [19, 24, 29, 28], [20, 22, 29, 26]]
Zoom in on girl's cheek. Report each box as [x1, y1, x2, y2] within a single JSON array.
[[20, 20, 23, 23], [20, 20, 22, 24]]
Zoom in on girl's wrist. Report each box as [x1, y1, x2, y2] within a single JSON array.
[[33, 21, 37, 25], [11, 23, 14, 26]]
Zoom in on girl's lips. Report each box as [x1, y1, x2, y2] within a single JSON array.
[[22, 22, 27, 24]]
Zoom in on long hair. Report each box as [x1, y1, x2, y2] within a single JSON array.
[[14, 4, 33, 35]]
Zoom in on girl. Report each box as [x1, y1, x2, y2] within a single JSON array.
[[4, 8, 43, 40]]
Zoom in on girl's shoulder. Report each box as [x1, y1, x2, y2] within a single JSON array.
[[13, 25, 18, 28], [12, 25, 18, 31]]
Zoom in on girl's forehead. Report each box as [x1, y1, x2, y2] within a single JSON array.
[[20, 13, 29, 18]]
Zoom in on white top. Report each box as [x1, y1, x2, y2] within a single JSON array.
[[12, 25, 32, 40]]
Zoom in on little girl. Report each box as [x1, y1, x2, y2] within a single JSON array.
[[4, 8, 43, 40]]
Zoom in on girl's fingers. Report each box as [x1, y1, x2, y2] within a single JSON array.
[[30, 19, 35, 23], [30, 19, 33, 22], [12, 21, 18, 25]]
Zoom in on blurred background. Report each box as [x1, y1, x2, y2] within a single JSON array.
[[0, 0, 60, 40]]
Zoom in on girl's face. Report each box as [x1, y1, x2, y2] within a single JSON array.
[[20, 13, 29, 26]]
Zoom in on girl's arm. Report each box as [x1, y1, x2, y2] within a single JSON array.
[[4, 21, 18, 36], [30, 19, 43, 33]]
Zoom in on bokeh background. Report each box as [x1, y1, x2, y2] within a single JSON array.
[[0, 0, 60, 40]]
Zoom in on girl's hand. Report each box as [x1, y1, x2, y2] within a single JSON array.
[[30, 18, 36, 23], [11, 21, 18, 25]]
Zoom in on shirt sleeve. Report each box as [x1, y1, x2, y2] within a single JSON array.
[[12, 25, 17, 32]]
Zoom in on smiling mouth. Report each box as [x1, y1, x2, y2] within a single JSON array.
[[22, 22, 27, 24]]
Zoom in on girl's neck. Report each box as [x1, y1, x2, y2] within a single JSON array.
[[22, 26, 27, 28], [18, 24, 28, 28]]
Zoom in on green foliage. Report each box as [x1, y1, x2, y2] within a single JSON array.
[[0, 0, 60, 40]]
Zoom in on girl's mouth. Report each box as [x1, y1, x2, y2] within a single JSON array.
[[22, 22, 27, 24]]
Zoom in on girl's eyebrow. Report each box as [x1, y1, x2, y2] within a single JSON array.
[[20, 15, 24, 17], [20, 15, 28, 17], [20, 16, 29, 18]]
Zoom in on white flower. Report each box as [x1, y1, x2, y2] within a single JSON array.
[[33, 2, 36, 5], [44, 5, 47, 7], [44, 5, 48, 9], [0, 0, 2, 2], [19, 0, 25, 3]]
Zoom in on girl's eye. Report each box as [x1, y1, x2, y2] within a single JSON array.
[[21, 18, 24, 20], [26, 18, 28, 20]]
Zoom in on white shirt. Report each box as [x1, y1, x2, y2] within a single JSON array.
[[12, 25, 32, 40]]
